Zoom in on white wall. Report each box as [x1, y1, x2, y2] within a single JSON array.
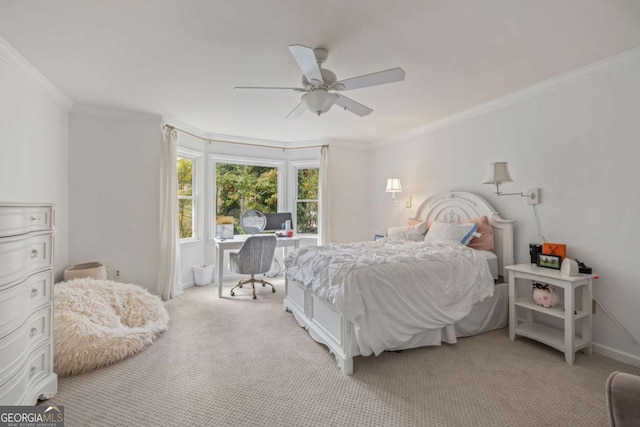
[[68, 108, 162, 291], [0, 44, 70, 279], [368, 59, 640, 365], [326, 143, 372, 244]]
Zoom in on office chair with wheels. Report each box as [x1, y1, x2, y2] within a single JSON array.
[[229, 235, 278, 299]]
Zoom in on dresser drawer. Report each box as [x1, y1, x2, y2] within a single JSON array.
[[0, 271, 52, 338], [0, 307, 51, 387], [0, 233, 52, 286], [0, 206, 53, 238], [0, 342, 52, 405]]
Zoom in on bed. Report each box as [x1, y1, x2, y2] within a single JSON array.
[[283, 191, 514, 375]]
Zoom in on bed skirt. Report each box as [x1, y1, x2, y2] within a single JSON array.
[[283, 277, 508, 375]]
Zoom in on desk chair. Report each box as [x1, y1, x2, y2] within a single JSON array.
[[229, 235, 278, 299]]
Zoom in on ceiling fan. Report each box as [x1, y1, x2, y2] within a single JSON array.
[[235, 45, 406, 118]]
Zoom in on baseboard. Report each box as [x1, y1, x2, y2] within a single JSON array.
[[593, 342, 640, 368]]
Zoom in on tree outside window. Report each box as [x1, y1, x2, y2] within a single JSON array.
[[215, 163, 279, 234], [296, 168, 318, 234], [177, 157, 195, 239]]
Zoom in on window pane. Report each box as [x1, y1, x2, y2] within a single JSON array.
[[178, 199, 193, 239], [177, 158, 193, 196], [297, 168, 318, 200], [296, 201, 318, 234], [216, 163, 279, 234]]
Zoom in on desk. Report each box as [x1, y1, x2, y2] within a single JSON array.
[[214, 236, 300, 298]]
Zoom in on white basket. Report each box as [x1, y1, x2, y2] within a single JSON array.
[[193, 265, 214, 286], [63, 262, 107, 281]]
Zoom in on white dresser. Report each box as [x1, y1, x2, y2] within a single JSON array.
[[0, 203, 57, 404]]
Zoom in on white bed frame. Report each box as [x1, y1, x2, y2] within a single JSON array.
[[283, 191, 515, 375]]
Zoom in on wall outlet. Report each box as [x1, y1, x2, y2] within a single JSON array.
[[115, 270, 121, 279], [526, 188, 540, 205]]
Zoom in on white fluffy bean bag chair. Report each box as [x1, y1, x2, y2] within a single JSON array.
[[54, 278, 169, 377]]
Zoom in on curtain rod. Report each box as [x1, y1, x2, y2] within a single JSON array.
[[163, 124, 328, 151]]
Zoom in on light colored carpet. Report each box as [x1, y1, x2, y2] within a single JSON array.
[[43, 278, 640, 426]]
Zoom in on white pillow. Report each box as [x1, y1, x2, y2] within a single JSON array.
[[424, 221, 478, 245], [387, 221, 428, 241]]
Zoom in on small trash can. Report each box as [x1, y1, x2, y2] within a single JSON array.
[[193, 265, 214, 286]]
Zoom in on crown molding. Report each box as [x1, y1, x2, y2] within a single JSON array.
[[72, 104, 162, 124], [327, 139, 373, 151], [0, 36, 73, 110], [84, 112, 361, 151], [376, 46, 640, 147]]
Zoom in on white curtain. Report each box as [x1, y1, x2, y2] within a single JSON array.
[[158, 127, 182, 300], [318, 146, 331, 245]]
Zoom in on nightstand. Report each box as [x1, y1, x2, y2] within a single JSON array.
[[505, 263, 596, 365]]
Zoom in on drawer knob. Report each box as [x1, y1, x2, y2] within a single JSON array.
[[30, 327, 38, 337], [30, 366, 37, 378], [31, 288, 39, 297], [31, 249, 39, 258], [31, 216, 40, 221]]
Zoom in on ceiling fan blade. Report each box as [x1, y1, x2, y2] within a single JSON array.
[[335, 67, 405, 91], [235, 86, 306, 92], [334, 94, 373, 117], [285, 101, 307, 119], [288, 45, 323, 84]]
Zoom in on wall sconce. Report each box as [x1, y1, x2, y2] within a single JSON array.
[[385, 177, 412, 208], [482, 162, 539, 205]]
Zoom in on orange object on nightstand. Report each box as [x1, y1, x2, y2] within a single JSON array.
[[542, 243, 567, 260]]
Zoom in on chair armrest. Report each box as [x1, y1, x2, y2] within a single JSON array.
[[607, 371, 640, 426]]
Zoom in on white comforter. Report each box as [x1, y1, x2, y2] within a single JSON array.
[[285, 240, 494, 356]]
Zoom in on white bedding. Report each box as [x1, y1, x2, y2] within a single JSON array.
[[476, 250, 498, 281], [284, 240, 495, 356]]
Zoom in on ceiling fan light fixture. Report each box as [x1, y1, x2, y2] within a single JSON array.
[[302, 91, 337, 116], [236, 44, 405, 119]]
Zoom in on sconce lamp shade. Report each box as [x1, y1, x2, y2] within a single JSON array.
[[385, 177, 412, 207], [482, 161, 539, 204], [385, 178, 403, 193], [483, 162, 513, 184]]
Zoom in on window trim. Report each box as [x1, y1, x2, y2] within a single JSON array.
[[289, 160, 320, 236], [209, 154, 285, 239], [177, 147, 203, 243]]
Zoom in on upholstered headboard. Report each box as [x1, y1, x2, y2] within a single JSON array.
[[409, 191, 514, 280]]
